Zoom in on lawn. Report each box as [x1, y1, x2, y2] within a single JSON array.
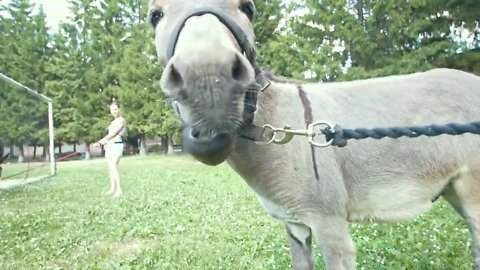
[[0, 155, 473, 269], [1, 159, 51, 181]]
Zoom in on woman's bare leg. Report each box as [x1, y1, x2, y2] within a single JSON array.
[[105, 155, 116, 195], [111, 155, 122, 197]]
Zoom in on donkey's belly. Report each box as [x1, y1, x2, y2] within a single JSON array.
[[347, 199, 433, 223], [346, 179, 447, 223]]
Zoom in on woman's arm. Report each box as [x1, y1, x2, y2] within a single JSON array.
[[97, 118, 126, 145]]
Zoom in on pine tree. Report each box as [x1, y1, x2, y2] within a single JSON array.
[[0, 0, 52, 161], [272, 0, 479, 81]]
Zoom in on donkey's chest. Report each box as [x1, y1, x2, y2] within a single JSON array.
[[258, 196, 303, 224]]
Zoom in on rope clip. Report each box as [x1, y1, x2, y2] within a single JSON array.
[[259, 121, 334, 147]]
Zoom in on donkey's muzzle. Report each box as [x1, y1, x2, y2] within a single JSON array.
[[182, 126, 234, 166]]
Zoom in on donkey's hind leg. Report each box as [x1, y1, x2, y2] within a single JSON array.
[[285, 223, 314, 270], [442, 166, 480, 269]]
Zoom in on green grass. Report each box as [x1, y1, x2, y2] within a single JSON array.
[[1, 159, 51, 180], [0, 155, 473, 269]]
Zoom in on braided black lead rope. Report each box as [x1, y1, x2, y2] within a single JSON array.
[[322, 121, 480, 148]]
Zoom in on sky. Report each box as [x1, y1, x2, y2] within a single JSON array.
[[23, 0, 70, 31], [33, 0, 70, 30], [5, 0, 476, 48]]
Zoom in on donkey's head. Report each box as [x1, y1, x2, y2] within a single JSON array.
[[150, 0, 258, 165]]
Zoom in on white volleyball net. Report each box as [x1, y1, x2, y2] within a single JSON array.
[[0, 73, 55, 188]]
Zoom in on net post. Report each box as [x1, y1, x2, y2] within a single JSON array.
[[48, 101, 56, 176]]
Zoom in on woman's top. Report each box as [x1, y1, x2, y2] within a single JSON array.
[[107, 118, 126, 143]]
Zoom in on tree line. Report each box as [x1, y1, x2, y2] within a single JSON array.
[[0, 0, 478, 160]]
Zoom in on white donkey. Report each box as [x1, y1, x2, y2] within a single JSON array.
[[149, 0, 480, 269]]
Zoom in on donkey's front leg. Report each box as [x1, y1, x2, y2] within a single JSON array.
[[285, 223, 314, 270], [309, 216, 355, 270]]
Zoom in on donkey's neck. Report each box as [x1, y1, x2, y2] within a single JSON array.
[[227, 81, 324, 201]]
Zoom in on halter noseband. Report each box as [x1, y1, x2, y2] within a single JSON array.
[[166, 7, 257, 65]]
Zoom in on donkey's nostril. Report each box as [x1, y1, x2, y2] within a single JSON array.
[[191, 129, 221, 141], [231, 54, 250, 83], [170, 64, 183, 86], [164, 64, 184, 91], [191, 129, 201, 139]]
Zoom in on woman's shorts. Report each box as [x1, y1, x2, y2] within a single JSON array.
[[105, 142, 124, 158]]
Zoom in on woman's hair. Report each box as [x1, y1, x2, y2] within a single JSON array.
[[110, 97, 120, 108]]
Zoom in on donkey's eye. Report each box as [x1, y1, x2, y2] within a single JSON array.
[[240, 2, 255, 21], [150, 10, 164, 27]]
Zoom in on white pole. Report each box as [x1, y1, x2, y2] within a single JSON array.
[[48, 101, 56, 176]]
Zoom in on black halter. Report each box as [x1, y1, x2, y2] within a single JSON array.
[[165, 7, 266, 125]]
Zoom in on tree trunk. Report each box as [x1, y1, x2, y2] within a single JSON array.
[[85, 143, 91, 160], [0, 139, 3, 159], [44, 145, 50, 162], [161, 136, 168, 154], [33, 145, 37, 160], [18, 144, 24, 163], [10, 145, 14, 158], [73, 143, 77, 152], [356, 0, 364, 29], [139, 135, 147, 156], [167, 138, 175, 154], [349, 0, 366, 68]]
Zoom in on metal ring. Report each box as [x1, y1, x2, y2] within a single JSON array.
[[308, 121, 334, 148], [255, 124, 276, 145]]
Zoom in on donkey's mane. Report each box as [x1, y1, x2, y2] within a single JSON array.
[[262, 69, 307, 85]]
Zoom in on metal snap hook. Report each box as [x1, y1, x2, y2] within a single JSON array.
[[255, 124, 276, 145]]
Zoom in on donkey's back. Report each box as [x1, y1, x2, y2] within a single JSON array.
[[317, 68, 480, 128]]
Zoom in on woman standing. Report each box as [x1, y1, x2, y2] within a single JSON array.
[[94, 100, 127, 198]]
